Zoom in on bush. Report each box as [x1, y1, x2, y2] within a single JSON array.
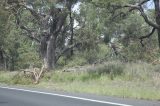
[[65, 56, 87, 67], [0, 71, 32, 85], [82, 50, 99, 64], [51, 72, 77, 83], [11, 73, 32, 85], [153, 65, 160, 73], [0, 72, 11, 84], [87, 62, 124, 80], [78, 72, 100, 82], [123, 62, 153, 81]]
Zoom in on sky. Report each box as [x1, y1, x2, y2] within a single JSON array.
[[73, 2, 81, 13], [146, 0, 154, 9]]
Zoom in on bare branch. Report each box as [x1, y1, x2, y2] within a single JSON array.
[[20, 4, 43, 22], [123, 4, 160, 29], [111, 0, 160, 29], [138, 0, 151, 6], [11, 8, 41, 43], [20, 25, 40, 43], [6, 2, 44, 23], [139, 27, 156, 47], [53, 12, 68, 36], [55, 42, 81, 62]]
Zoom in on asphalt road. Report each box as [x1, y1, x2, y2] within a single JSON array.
[[0, 86, 159, 106]]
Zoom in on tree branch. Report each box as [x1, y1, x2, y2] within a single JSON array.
[[53, 12, 68, 36], [138, 0, 151, 6], [139, 27, 156, 47], [111, 0, 160, 29], [123, 4, 160, 29], [20, 4, 44, 23], [20, 25, 40, 43], [55, 42, 81, 62], [13, 10, 40, 43], [5, 1, 41, 43], [6, 1, 44, 23]]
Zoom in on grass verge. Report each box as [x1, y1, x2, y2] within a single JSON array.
[[0, 61, 160, 100]]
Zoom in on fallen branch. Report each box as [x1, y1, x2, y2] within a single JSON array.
[[152, 59, 160, 65], [23, 65, 46, 84]]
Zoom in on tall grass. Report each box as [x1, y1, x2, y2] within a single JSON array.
[[0, 61, 160, 100], [0, 71, 32, 85]]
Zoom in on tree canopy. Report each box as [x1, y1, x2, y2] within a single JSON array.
[[0, 0, 160, 71]]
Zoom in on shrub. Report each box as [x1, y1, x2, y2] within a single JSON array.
[[0, 71, 32, 85], [87, 62, 124, 80], [51, 72, 77, 83], [123, 62, 153, 81], [65, 56, 87, 67], [153, 65, 160, 73], [11, 74, 32, 85]]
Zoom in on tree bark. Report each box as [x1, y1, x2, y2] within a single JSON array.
[[10, 57, 15, 71], [69, 7, 74, 56], [0, 50, 4, 70], [44, 36, 56, 70], [158, 30, 160, 48], [5, 0, 76, 71], [154, 0, 160, 47]]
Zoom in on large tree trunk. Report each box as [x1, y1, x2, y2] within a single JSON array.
[[158, 30, 160, 48], [154, 0, 160, 47], [43, 36, 56, 70], [10, 57, 15, 71], [69, 8, 74, 56], [0, 50, 4, 70]]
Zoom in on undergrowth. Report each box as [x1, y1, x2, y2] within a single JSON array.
[[0, 61, 160, 100]]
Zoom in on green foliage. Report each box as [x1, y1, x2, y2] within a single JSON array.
[[153, 65, 160, 73], [0, 7, 9, 69], [57, 43, 109, 67], [17, 40, 42, 69], [1, 61, 160, 100], [0, 72, 11, 83], [0, 71, 32, 85], [96, 44, 109, 59], [60, 56, 87, 67], [11, 74, 32, 85], [88, 62, 124, 80], [82, 50, 99, 64], [2, 21, 42, 70], [51, 72, 77, 83], [0, 0, 157, 70], [1, 0, 160, 101]]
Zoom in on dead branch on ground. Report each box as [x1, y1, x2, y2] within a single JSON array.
[[23, 65, 46, 84]]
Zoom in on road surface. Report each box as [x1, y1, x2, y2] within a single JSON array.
[[0, 86, 159, 106]]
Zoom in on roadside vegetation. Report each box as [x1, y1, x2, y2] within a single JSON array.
[[1, 61, 160, 100], [0, 0, 160, 101]]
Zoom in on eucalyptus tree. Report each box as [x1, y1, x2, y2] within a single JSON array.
[[0, 6, 9, 70], [4, 0, 79, 70], [72, 1, 107, 63], [87, 0, 160, 48], [110, 0, 160, 47]]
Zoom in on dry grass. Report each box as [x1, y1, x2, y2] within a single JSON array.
[[0, 61, 160, 100]]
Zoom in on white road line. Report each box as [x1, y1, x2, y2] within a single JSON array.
[[0, 86, 133, 106]]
